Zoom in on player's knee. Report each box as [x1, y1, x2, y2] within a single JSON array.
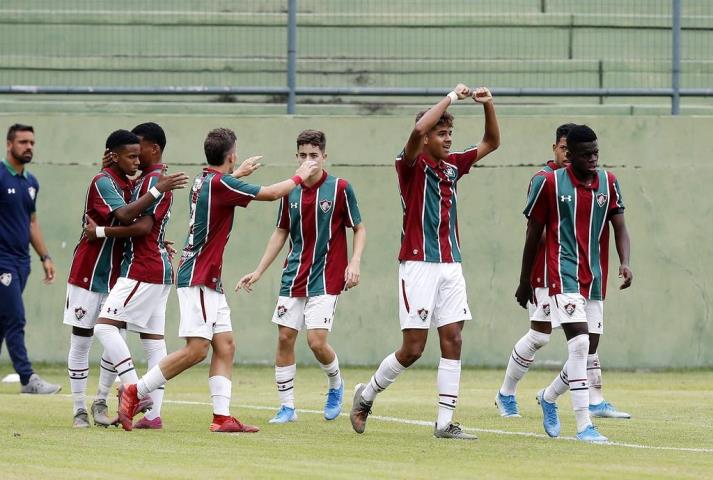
[[307, 336, 326, 353], [277, 330, 297, 347], [402, 344, 425, 364], [186, 342, 209, 365], [567, 333, 589, 356], [529, 329, 551, 349]]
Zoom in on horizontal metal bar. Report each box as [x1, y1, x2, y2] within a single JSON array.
[[1, 85, 713, 97]]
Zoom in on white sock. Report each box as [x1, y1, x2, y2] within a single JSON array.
[[319, 356, 342, 390], [587, 353, 604, 405], [543, 362, 569, 404], [209, 375, 232, 416], [137, 364, 167, 399], [96, 356, 117, 400], [68, 334, 93, 414], [436, 358, 461, 430], [500, 329, 550, 396], [362, 352, 406, 403], [94, 324, 139, 384], [275, 364, 296, 409], [141, 338, 167, 420], [566, 334, 591, 432]]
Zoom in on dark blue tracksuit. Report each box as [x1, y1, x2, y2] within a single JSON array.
[[0, 158, 40, 385]]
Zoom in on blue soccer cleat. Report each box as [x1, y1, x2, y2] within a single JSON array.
[[589, 401, 631, 419], [576, 424, 609, 443], [324, 381, 344, 420], [536, 389, 560, 437], [269, 405, 297, 424], [495, 392, 521, 417]]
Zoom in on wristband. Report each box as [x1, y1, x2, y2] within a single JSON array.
[[149, 186, 161, 199], [291, 175, 303, 185], [447, 91, 459, 104], [96, 226, 106, 239], [39, 254, 52, 262]]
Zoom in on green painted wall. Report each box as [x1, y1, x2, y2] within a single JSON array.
[[1, 113, 711, 368]]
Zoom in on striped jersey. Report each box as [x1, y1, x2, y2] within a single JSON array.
[[277, 171, 361, 297], [396, 147, 478, 263], [119, 163, 174, 284], [527, 160, 560, 289], [68, 168, 133, 293], [176, 167, 261, 293], [524, 166, 625, 300]]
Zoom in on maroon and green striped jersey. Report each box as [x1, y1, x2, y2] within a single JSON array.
[[68, 168, 133, 293], [277, 171, 361, 297], [528, 160, 560, 289], [524, 166, 625, 300], [396, 147, 478, 263], [176, 167, 261, 293], [119, 164, 173, 284]]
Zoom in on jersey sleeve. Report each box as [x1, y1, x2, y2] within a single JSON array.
[[343, 182, 362, 228], [395, 149, 416, 182], [608, 174, 625, 216], [137, 175, 165, 216], [218, 175, 261, 208], [29, 176, 39, 214], [276, 195, 290, 229], [451, 146, 479, 179], [93, 175, 127, 220], [523, 174, 550, 225]]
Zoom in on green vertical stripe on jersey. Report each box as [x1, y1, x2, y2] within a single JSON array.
[[448, 186, 461, 262], [588, 170, 610, 300], [280, 189, 303, 296], [91, 237, 116, 293], [555, 169, 579, 293], [524, 174, 547, 217], [176, 174, 212, 287], [308, 177, 337, 295], [423, 169, 441, 262]]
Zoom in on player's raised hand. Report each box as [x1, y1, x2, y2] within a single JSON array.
[[84, 214, 99, 241], [101, 148, 114, 169], [232, 156, 263, 178], [514, 280, 532, 309], [163, 240, 177, 257], [235, 271, 261, 293], [156, 168, 189, 192], [472, 86, 493, 104], [344, 260, 360, 290], [454, 83, 471, 100], [619, 264, 633, 289], [295, 160, 319, 181]]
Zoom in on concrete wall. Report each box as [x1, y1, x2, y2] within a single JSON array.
[[1, 113, 711, 368]]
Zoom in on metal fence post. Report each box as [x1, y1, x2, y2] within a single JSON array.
[[672, 0, 681, 115], [287, 0, 297, 114]]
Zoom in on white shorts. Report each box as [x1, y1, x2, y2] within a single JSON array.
[[398, 261, 472, 330], [527, 287, 552, 322], [177, 286, 232, 340], [271, 295, 339, 332], [63, 283, 107, 329], [102, 278, 172, 335], [550, 293, 604, 335]]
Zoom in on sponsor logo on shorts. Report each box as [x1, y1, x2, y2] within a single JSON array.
[[106, 307, 118, 315], [564, 303, 576, 316], [0, 273, 11, 287], [417, 308, 429, 321], [319, 199, 333, 213], [74, 307, 87, 320], [277, 305, 287, 318], [596, 193, 608, 207], [543, 304, 551, 317]]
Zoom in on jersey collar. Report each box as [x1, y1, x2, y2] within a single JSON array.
[[2, 158, 28, 177], [102, 167, 131, 190], [421, 152, 448, 170], [141, 163, 165, 177], [565, 165, 599, 190], [204, 166, 222, 175], [546, 160, 559, 171], [302, 170, 328, 191]]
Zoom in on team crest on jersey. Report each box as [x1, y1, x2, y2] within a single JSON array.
[[0, 273, 11, 286], [276, 305, 287, 318], [564, 303, 576, 316], [319, 199, 333, 213], [74, 307, 87, 320], [445, 167, 456, 179], [417, 308, 429, 321], [543, 304, 551, 317], [28, 186, 36, 200], [596, 193, 608, 207]]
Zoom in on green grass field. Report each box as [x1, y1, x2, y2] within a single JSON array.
[[1, 365, 712, 479]]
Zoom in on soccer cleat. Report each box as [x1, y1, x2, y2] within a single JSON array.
[[324, 381, 344, 420], [117, 384, 151, 431], [210, 415, 260, 433], [73, 408, 90, 428], [495, 392, 521, 418], [91, 399, 118, 427], [349, 383, 372, 434], [268, 406, 297, 424], [20, 373, 61, 394], [433, 422, 477, 440], [589, 401, 631, 419], [576, 424, 609, 443], [536, 389, 560, 437], [138, 394, 154, 414], [133, 416, 163, 429]]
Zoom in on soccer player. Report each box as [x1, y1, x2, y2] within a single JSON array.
[[515, 124, 632, 442], [350, 84, 500, 439], [496, 124, 631, 420], [0, 123, 59, 395], [106, 127, 318, 432], [64, 129, 187, 428], [236, 129, 366, 424]]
